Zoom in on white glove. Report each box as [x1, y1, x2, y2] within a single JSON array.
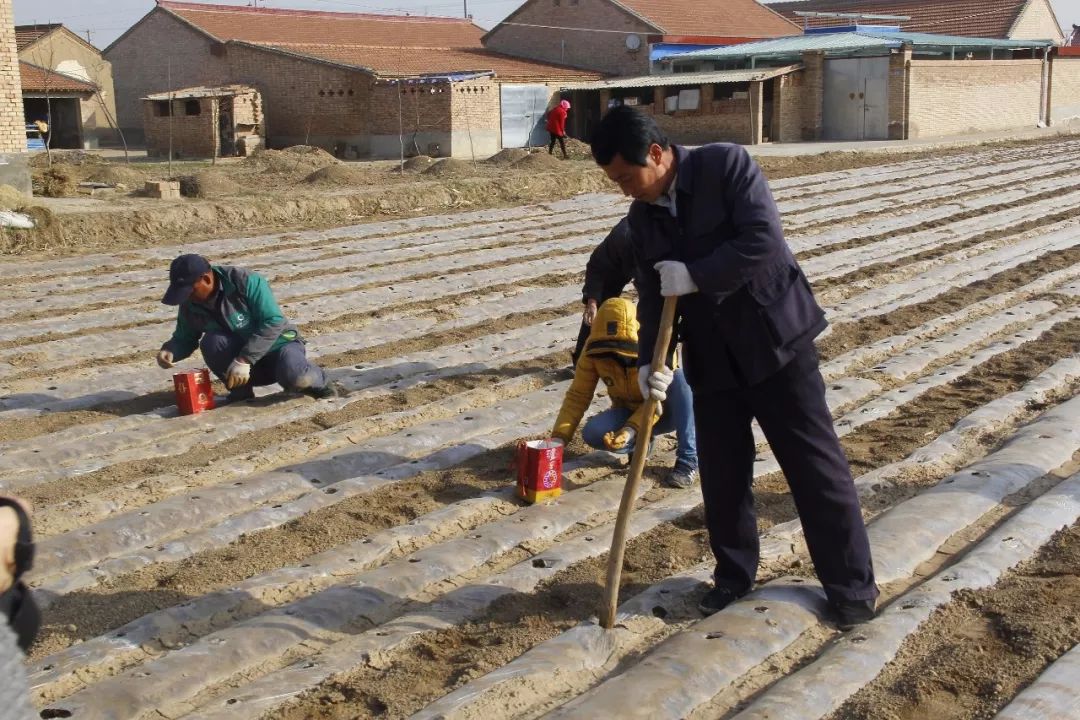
[[654, 260, 698, 297], [225, 358, 251, 390], [637, 363, 674, 402], [156, 348, 175, 369]]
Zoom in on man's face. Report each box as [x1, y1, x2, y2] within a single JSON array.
[[601, 143, 669, 202], [189, 271, 215, 303]]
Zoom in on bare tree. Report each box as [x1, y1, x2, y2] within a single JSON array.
[[28, 47, 56, 167], [89, 57, 130, 164]]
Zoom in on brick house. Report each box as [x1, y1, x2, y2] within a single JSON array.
[[482, 0, 801, 77], [105, 1, 599, 158], [665, 29, 1062, 142], [0, 0, 29, 192], [765, 0, 1065, 43], [143, 84, 263, 158], [16, 24, 119, 147], [19, 61, 98, 149]]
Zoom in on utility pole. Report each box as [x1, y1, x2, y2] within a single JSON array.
[[463, 0, 468, 18], [84, 29, 92, 43]]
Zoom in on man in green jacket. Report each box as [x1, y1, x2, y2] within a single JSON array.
[[156, 254, 338, 402]]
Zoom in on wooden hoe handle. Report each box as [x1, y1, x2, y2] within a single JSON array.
[[600, 296, 678, 629]]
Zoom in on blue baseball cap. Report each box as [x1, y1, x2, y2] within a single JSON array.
[[162, 254, 211, 305]]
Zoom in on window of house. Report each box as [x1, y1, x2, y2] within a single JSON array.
[[152, 100, 170, 117], [184, 99, 201, 116]]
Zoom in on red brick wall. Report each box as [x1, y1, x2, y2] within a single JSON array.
[[484, 0, 654, 76], [224, 43, 369, 152], [143, 96, 217, 158], [105, 9, 229, 139]]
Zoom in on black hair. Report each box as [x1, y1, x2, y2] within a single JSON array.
[[589, 105, 669, 167]]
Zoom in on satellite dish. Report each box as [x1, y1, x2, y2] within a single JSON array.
[[625, 33, 641, 52]]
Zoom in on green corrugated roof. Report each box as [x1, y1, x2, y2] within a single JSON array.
[[671, 30, 1053, 62]]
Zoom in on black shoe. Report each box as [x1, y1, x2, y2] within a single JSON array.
[[831, 599, 876, 630], [305, 381, 343, 400], [223, 386, 255, 404], [698, 585, 746, 616], [664, 464, 699, 489]]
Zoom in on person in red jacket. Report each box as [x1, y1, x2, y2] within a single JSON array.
[[546, 99, 570, 158]]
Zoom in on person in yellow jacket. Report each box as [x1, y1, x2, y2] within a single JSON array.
[[551, 297, 698, 488]]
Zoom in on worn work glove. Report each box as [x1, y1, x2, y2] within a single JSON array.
[[603, 426, 636, 451], [638, 363, 674, 402], [654, 260, 698, 297], [156, 348, 175, 369], [225, 358, 252, 389], [583, 298, 599, 326]]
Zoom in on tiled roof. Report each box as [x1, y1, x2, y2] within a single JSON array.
[[158, 1, 485, 47], [19, 62, 98, 93], [615, 0, 801, 37], [15, 24, 61, 51], [246, 42, 604, 81], [765, 0, 1031, 38]]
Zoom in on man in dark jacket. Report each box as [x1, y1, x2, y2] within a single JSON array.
[[156, 254, 338, 403], [571, 217, 636, 367], [590, 106, 878, 629]]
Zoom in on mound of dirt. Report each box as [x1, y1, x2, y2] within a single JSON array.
[[399, 155, 435, 173], [563, 137, 593, 160], [0, 184, 27, 210], [20, 204, 54, 229], [484, 148, 529, 167], [242, 145, 339, 175], [28, 150, 104, 168], [422, 158, 475, 177], [84, 165, 148, 188], [32, 167, 78, 197], [303, 165, 366, 186], [175, 170, 241, 199], [514, 152, 564, 171]]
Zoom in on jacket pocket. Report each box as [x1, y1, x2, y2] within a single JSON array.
[[748, 265, 824, 348]]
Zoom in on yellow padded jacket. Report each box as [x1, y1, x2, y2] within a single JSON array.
[[551, 297, 660, 443]]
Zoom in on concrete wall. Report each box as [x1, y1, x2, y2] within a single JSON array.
[[143, 96, 217, 158], [19, 30, 118, 146], [1009, 0, 1065, 43], [1049, 56, 1080, 125], [104, 9, 228, 141], [0, 0, 29, 193], [907, 59, 1043, 138], [483, 0, 654, 76]]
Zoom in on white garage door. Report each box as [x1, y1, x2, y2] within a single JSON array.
[[500, 84, 551, 149]]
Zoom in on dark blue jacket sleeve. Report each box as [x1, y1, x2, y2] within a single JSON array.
[[684, 146, 785, 300]]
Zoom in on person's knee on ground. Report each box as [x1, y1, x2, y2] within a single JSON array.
[[198, 330, 241, 380], [275, 343, 327, 393]]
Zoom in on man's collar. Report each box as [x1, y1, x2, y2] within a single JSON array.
[[672, 145, 693, 195]]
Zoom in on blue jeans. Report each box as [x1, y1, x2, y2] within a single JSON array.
[[200, 331, 326, 392], [581, 368, 698, 470]]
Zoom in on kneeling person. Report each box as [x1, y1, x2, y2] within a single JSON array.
[[156, 254, 337, 402], [551, 297, 698, 488]]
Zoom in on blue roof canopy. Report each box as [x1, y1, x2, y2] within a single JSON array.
[[667, 29, 1054, 65]]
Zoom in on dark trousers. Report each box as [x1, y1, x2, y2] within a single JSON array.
[[548, 133, 567, 157], [692, 345, 877, 604], [571, 319, 593, 367], [200, 331, 326, 393]]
